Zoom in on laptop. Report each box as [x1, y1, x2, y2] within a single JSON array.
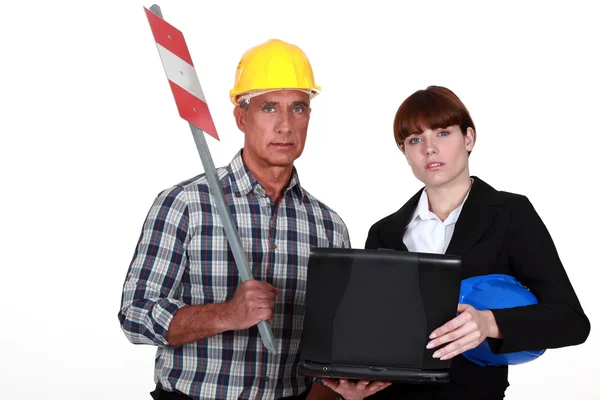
[[298, 248, 462, 384]]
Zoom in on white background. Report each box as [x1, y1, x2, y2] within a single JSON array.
[[1, 0, 598, 398]]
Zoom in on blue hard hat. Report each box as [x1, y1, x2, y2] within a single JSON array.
[[459, 274, 546, 366]]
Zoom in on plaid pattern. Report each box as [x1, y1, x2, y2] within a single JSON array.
[[119, 150, 350, 399]]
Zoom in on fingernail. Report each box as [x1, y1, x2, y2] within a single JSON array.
[[432, 351, 441, 358], [441, 355, 449, 360], [426, 342, 435, 349], [429, 333, 437, 339]]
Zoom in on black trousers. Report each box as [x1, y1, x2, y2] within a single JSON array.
[[150, 383, 309, 400]]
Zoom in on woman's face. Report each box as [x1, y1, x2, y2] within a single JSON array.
[[401, 125, 475, 189]]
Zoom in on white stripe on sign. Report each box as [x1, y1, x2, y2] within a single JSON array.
[[156, 43, 206, 102]]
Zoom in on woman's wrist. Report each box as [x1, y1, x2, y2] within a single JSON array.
[[485, 310, 502, 339]]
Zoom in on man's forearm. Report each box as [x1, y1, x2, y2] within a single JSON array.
[[166, 303, 229, 346]]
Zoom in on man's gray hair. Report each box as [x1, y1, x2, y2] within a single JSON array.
[[239, 99, 250, 111]]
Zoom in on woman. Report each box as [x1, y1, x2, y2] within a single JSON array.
[[363, 86, 590, 399]]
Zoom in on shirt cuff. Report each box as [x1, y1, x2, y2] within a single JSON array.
[[150, 298, 187, 346]]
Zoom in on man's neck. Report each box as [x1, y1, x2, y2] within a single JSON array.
[[242, 153, 293, 205]]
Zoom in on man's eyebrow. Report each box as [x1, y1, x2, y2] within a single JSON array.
[[258, 100, 309, 108]]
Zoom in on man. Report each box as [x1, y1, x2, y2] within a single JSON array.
[[119, 39, 386, 400]]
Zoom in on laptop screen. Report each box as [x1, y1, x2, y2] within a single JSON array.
[[299, 248, 461, 382]]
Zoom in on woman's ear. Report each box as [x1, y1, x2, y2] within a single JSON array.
[[465, 127, 476, 152], [399, 143, 411, 165]]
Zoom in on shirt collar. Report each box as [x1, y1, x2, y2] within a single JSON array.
[[406, 189, 434, 227], [406, 180, 472, 228], [227, 150, 304, 199]]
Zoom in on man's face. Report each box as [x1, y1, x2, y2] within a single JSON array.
[[234, 90, 311, 170]]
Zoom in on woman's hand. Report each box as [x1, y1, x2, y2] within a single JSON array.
[[426, 304, 502, 360]]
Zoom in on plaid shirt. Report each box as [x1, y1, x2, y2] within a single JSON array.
[[119, 150, 350, 399]]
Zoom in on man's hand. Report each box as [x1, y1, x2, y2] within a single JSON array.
[[222, 280, 280, 331], [321, 378, 391, 400], [426, 304, 502, 360]]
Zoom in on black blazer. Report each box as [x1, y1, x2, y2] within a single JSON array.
[[365, 177, 590, 400]]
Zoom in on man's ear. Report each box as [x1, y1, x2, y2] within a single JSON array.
[[233, 106, 246, 133]]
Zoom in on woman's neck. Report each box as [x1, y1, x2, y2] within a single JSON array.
[[426, 176, 473, 222]]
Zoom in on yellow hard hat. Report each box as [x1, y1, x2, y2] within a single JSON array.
[[229, 39, 321, 106]]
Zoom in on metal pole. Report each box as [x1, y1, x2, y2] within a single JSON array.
[[149, 4, 276, 354]]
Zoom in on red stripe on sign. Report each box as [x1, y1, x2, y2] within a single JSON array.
[[144, 7, 194, 66], [169, 80, 219, 140]]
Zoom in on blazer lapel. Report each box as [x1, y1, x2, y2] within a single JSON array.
[[378, 188, 423, 251], [445, 176, 505, 256], [376, 177, 504, 255]]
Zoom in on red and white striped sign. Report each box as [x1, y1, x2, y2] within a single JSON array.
[[144, 7, 219, 140]]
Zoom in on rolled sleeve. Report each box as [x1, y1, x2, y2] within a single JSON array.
[[118, 185, 191, 347]]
